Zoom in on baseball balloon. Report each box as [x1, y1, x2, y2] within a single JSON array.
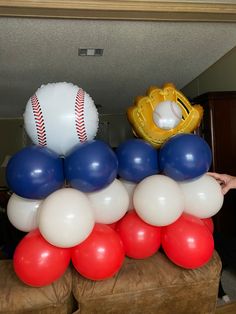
[[23, 82, 99, 156], [153, 100, 182, 130]]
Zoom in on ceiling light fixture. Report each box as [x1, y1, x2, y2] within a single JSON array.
[[78, 48, 104, 56]]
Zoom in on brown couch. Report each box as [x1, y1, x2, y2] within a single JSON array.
[[0, 251, 221, 314], [71, 251, 221, 314], [0, 260, 75, 314]]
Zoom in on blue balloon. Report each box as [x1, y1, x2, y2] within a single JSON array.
[[159, 133, 212, 181], [115, 139, 159, 183], [6, 145, 64, 199], [64, 140, 118, 192]]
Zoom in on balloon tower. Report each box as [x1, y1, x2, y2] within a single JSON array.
[[5, 82, 223, 287]]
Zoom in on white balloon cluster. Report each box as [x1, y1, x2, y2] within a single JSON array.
[[134, 175, 184, 226], [7, 179, 130, 248], [179, 174, 224, 219], [7, 172, 223, 248], [133, 173, 223, 227]]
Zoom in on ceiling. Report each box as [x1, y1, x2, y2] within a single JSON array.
[[1, 1, 236, 118]]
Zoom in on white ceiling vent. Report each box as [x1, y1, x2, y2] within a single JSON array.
[[78, 48, 104, 56]]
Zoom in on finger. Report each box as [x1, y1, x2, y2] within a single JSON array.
[[207, 172, 221, 178], [222, 186, 229, 195]]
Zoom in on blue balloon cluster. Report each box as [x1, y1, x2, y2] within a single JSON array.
[[6, 140, 119, 198], [6, 133, 212, 200], [6, 145, 64, 199], [159, 133, 212, 181], [64, 140, 118, 192], [115, 139, 159, 183]]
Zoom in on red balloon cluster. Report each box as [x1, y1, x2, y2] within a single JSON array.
[[71, 224, 125, 280], [116, 211, 161, 259], [115, 211, 214, 269], [13, 212, 215, 286], [161, 213, 214, 269], [13, 229, 71, 287], [13, 224, 126, 286]]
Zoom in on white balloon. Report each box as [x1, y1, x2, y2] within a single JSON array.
[[133, 174, 184, 226], [38, 188, 95, 248], [7, 193, 42, 232], [153, 100, 182, 130], [87, 179, 129, 224], [23, 82, 99, 156], [119, 178, 136, 211], [179, 174, 224, 218]]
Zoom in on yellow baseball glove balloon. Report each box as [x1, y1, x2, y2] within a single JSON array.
[[127, 83, 203, 148]]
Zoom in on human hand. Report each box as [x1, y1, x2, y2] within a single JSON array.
[[207, 172, 236, 195]]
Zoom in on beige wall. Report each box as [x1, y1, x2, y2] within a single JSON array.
[[182, 46, 236, 98], [96, 113, 134, 148]]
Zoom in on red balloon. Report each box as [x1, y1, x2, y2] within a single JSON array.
[[161, 213, 214, 269], [71, 224, 125, 280], [13, 229, 71, 287], [202, 217, 214, 233], [107, 222, 117, 230], [116, 210, 161, 259]]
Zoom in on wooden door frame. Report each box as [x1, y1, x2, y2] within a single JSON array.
[[0, 1, 236, 22]]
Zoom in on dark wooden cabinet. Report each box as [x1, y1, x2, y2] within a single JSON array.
[[193, 92, 236, 236]]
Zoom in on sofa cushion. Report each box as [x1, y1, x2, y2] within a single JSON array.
[[72, 251, 222, 314], [0, 260, 74, 314]]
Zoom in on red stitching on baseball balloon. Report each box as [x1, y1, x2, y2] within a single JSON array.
[[75, 89, 87, 142], [31, 94, 47, 146]]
